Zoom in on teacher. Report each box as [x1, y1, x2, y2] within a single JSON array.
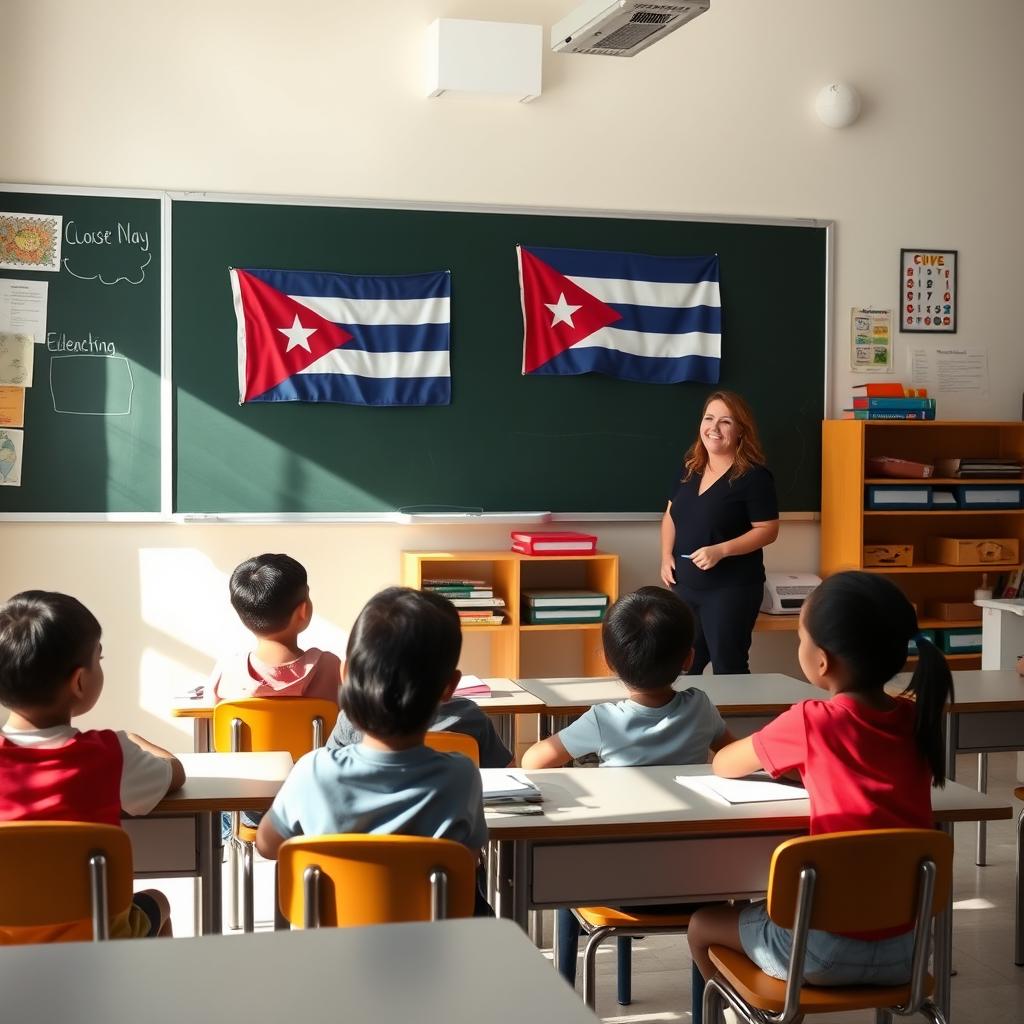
[[660, 391, 779, 674]]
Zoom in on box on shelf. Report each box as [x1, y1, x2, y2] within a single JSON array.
[[925, 537, 1020, 566], [936, 627, 983, 654], [954, 485, 1024, 509], [866, 485, 931, 510], [863, 544, 914, 567], [865, 456, 934, 479], [510, 530, 597, 556], [924, 600, 982, 622]]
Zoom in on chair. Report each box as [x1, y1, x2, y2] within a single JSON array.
[[424, 729, 480, 765], [276, 834, 476, 927], [704, 828, 953, 1024], [0, 821, 133, 943], [213, 696, 338, 932], [1014, 786, 1024, 966]]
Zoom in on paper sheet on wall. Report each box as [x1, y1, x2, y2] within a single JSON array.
[[0, 279, 48, 341], [851, 307, 893, 372], [0, 333, 34, 387], [0, 387, 25, 427], [0, 427, 23, 486], [906, 346, 990, 398]]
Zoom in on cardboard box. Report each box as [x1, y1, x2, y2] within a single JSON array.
[[924, 600, 982, 622], [926, 537, 1020, 566], [863, 544, 913, 567]]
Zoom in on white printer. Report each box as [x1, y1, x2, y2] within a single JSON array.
[[761, 573, 822, 615]]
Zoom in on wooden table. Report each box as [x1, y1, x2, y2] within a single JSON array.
[[0, 917, 597, 1024], [171, 678, 544, 752], [484, 763, 1011, 1024], [123, 751, 293, 936]]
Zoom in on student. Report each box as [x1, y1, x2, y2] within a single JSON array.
[[687, 571, 954, 996], [521, 586, 735, 987], [209, 553, 343, 704], [0, 591, 185, 941], [255, 586, 490, 911]]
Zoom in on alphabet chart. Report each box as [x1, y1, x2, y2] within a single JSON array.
[[900, 248, 957, 333]]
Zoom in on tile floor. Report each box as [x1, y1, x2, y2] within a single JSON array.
[[161, 751, 1024, 1022]]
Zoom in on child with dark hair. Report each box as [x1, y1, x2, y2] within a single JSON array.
[[687, 571, 955, 996], [255, 587, 488, 905], [521, 586, 734, 988], [0, 591, 185, 941], [210, 553, 342, 703]]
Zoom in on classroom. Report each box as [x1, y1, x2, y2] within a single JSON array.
[[2, 2, 1023, 1022]]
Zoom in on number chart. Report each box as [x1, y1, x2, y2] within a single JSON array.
[[900, 248, 957, 333]]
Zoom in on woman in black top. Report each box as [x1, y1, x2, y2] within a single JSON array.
[[660, 391, 779, 674]]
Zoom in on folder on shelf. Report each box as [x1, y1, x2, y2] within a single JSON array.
[[866, 486, 932, 510], [522, 589, 609, 609], [955, 486, 1023, 509], [524, 607, 605, 624]]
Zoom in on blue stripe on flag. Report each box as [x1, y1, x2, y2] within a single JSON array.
[[609, 304, 722, 335], [244, 267, 451, 300], [524, 246, 718, 285], [252, 373, 451, 407], [531, 347, 721, 385], [341, 323, 451, 352]]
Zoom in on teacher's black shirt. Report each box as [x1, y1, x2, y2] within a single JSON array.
[[668, 464, 778, 591]]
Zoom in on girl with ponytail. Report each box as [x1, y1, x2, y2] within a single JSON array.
[[687, 571, 953, 991]]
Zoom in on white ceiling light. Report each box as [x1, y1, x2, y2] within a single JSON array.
[[815, 83, 861, 128]]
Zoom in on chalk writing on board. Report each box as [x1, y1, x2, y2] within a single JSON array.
[[47, 331, 116, 355], [49, 354, 134, 416], [61, 220, 152, 286]]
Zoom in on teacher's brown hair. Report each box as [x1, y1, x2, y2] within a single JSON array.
[[682, 390, 766, 482]]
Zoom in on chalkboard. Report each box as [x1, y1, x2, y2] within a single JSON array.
[[0, 187, 161, 514], [172, 198, 827, 514]]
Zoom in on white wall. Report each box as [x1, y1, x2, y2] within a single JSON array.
[[1, 1, 1021, 745]]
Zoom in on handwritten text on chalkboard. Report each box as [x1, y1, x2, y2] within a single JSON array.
[[62, 220, 152, 286]]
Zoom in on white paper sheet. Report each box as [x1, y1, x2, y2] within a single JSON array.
[[0, 279, 48, 342], [0, 333, 34, 387], [677, 774, 808, 805], [907, 346, 990, 398]]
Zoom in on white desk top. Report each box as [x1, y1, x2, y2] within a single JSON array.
[[0, 918, 594, 1024], [890, 669, 1024, 711], [976, 598, 1024, 616], [518, 673, 821, 714], [484, 763, 1012, 841], [147, 751, 293, 813]]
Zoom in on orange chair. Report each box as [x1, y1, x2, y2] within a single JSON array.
[[277, 834, 476, 927], [704, 829, 953, 1024], [1014, 786, 1024, 966], [0, 821, 133, 943], [213, 696, 338, 932], [424, 730, 480, 765]]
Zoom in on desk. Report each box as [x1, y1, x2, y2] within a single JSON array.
[[485, 763, 1011, 1024], [170, 678, 544, 752], [123, 751, 292, 936], [976, 598, 1024, 670], [0, 917, 595, 1024]]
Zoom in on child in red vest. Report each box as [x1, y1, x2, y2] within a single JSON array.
[[0, 591, 185, 941]]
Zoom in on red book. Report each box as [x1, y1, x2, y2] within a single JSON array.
[[851, 382, 907, 397], [510, 530, 597, 555]]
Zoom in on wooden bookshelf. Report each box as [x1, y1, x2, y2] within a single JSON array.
[[401, 550, 619, 678], [821, 420, 1024, 670]]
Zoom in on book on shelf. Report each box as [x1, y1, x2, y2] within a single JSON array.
[[934, 458, 1022, 478], [458, 614, 505, 626], [427, 586, 494, 598], [524, 607, 605, 624], [864, 456, 934, 479], [1001, 568, 1024, 599], [843, 409, 936, 420], [423, 578, 487, 587], [851, 382, 929, 398], [449, 597, 506, 608], [522, 589, 610, 609], [852, 397, 936, 411], [510, 530, 597, 555]]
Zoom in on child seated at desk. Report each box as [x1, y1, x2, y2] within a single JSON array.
[[255, 586, 490, 913], [521, 586, 736, 988], [0, 591, 185, 941]]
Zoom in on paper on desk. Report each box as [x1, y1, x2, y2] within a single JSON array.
[[455, 673, 492, 697], [677, 773, 808, 805], [480, 769, 542, 804]]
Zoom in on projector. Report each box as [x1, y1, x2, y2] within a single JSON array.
[[551, 0, 711, 58]]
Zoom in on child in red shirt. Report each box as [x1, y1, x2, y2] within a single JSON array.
[[687, 571, 952, 998]]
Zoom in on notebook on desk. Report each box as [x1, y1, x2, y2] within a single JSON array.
[[480, 770, 543, 804], [677, 773, 808, 805]]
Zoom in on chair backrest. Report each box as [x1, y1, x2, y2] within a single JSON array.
[[424, 729, 481, 766], [213, 697, 338, 760], [277, 834, 477, 928], [767, 828, 952, 933], [0, 821, 134, 943]]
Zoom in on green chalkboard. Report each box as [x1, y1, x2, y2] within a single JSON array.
[[0, 188, 161, 513], [172, 199, 826, 514]]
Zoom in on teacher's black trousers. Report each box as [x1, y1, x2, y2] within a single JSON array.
[[674, 582, 763, 675]]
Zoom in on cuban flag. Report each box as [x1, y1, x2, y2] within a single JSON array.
[[230, 267, 451, 405], [517, 245, 720, 384]]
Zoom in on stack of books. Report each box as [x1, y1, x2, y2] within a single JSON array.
[[842, 382, 936, 420], [934, 457, 1023, 478], [422, 579, 506, 625], [522, 589, 609, 625]]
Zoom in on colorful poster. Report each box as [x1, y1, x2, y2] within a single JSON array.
[[0, 212, 62, 272], [0, 387, 25, 427], [0, 427, 23, 486], [900, 248, 957, 332], [850, 307, 892, 372], [0, 333, 34, 387]]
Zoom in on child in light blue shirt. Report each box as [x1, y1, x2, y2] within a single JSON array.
[[256, 587, 489, 908], [522, 586, 735, 990]]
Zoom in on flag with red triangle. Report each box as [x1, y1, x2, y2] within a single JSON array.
[[230, 267, 451, 405], [517, 245, 721, 384]]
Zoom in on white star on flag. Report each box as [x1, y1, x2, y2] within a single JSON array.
[[544, 292, 582, 328], [278, 314, 317, 353]]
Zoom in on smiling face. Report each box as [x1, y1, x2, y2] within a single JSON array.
[[700, 398, 740, 459]]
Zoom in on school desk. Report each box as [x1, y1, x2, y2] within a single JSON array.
[[0, 918, 596, 1024], [122, 751, 293, 936], [975, 597, 1024, 670], [484, 763, 1012, 1023], [170, 678, 544, 752]]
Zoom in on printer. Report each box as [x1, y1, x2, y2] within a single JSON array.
[[761, 573, 822, 615]]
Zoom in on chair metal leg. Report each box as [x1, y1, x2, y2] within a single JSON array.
[[242, 840, 255, 933], [976, 752, 988, 866], [917, 1001, 948, 1024], [874, 1010, 894, 1024], [228, 837, 240, 931], [702, 976, 726, 1024], [273, 864, 288, 930], [616, 935, 632, 1005], [582, 925, 615, 1011], [1016, 807, 1024, 966]]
